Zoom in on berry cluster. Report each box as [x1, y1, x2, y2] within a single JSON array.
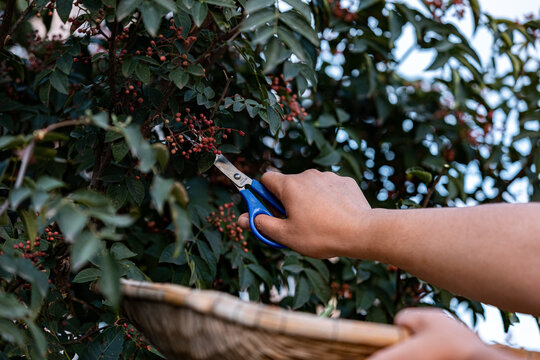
[[328, 0, 358, 22], [206, 202, 249, 252], [121, 322, 152, 353], [330, 282, 353, 299], [13, 239, 46, 268], [270, 75, 308, 122], [67, 3, 106, 36], [162, 109, 244, 159], [120, 81, 145, 113], [424, 0, 467, 21]]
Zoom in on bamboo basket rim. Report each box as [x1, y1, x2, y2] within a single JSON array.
[[120, 279, 408, 347]]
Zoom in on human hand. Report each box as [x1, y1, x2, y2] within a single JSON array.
[[368, 308, 503, 360], [237, 170, 372, 258]]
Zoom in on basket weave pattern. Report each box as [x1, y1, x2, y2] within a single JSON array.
[[121, 280, 540, 360]]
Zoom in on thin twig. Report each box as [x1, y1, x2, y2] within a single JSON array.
[[422, 164, 450, 208], [209, 71, 231, 120], [14, 140, 35, 188], [0, 0, 16, 50], [0, 119, 88, 216], [8, 1, 35, 36]]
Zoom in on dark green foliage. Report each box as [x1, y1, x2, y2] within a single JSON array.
[[0, 0, 538, 358]]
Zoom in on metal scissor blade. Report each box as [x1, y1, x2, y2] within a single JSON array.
[[213, 154, 252, 190]]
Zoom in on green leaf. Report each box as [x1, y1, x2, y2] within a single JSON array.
[[305, 258, 329, 281], [283, 0, 310, 21], [356, 288, 376, 312], [56, 53, 73, 75], [155, 0, 177, 11], [26, 321, 47, 359], [0, 256, 49, 297], [140, 2, 162, 37], [169, 202, 192, 245], [99, 252, 121, 310], [197, 241, 217, 278], [135, 62, 151, 84], [191, 2, 208, 27], [304, 268, 330, 303], [293, 276, 310, 309], [71, 232, 102, 271], [0, 319, 26, 346], [56, 0, 73, 23], [280, 11, 319, 46], [0, 290, 31, 319], [313, 144, 341, 166], [121, 57, 137, 77], [111, 243, 137, 260], [117, 0, 143, 19], [469, 0, 480, 32], [80, 327, 125, 360], [204, 0, 236, 7], [56, 203, 88, 241], [152, 143, 170, 170], [35, 176, 65, 191], [169, 68, 189, 89], [276, 26, 308, 62], [72, 267, 101, 283], [150, 175, 174, 214], [49, 70, 69, 94], [171, 182, 189, 207], [240, 9, 276, 31], [9, 187, 32, 208], [123, 125, 156, 172], [159, 243, 187, 265], [112, 141, 130, 162], [126, 177, 145, 206], [264, 104, 281, 135], [316, 113, 336, 128], [246, 264, 272, 286], [186, 64, 204, 77], [244, 0, 275, 14], [197, 152, 215, 173], [239, 265, 255, 289], [406, 167, 433, 184], [107, 184, 129, 209], [20, 210, 37, 247]]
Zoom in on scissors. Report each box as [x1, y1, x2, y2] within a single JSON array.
[[213, 154, 286, 249]]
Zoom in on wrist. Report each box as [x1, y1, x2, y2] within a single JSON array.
[[341, 208, 397, 261]]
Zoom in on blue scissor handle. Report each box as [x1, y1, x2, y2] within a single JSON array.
[[250, 179, 286, 215], [240, 180, 286, 249]]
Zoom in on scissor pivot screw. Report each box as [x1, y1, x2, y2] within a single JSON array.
[[234, 173, 241, 180]]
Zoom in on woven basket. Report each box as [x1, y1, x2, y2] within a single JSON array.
[[121, 279, 540, 360]]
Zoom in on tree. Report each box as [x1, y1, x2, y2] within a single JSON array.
[[0, 0, 538, 358]]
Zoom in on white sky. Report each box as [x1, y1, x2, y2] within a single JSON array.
[[394, 0, 540, 351]]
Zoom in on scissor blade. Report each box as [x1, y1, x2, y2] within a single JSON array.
[[213, 154, 252, 190]]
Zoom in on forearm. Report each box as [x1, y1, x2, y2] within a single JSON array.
[[360, 203, 540, 315]]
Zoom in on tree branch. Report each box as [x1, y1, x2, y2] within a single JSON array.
[[209, 71, 231, 121], [8, 1, 35, 37], [422, 164, 450, 208], [0, 0, 16, 50]]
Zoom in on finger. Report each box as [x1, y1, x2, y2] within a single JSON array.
[[252, 214, 290, 246], [237, 213, 249, 229], [260, 171, 286, 199], [394, 308, 445, 333], [367, 338, 428, 360]]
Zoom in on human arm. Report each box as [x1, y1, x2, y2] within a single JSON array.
[[237, 170, 540, 315]]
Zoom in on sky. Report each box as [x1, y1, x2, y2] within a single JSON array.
[[393, 0, 540, 351]]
